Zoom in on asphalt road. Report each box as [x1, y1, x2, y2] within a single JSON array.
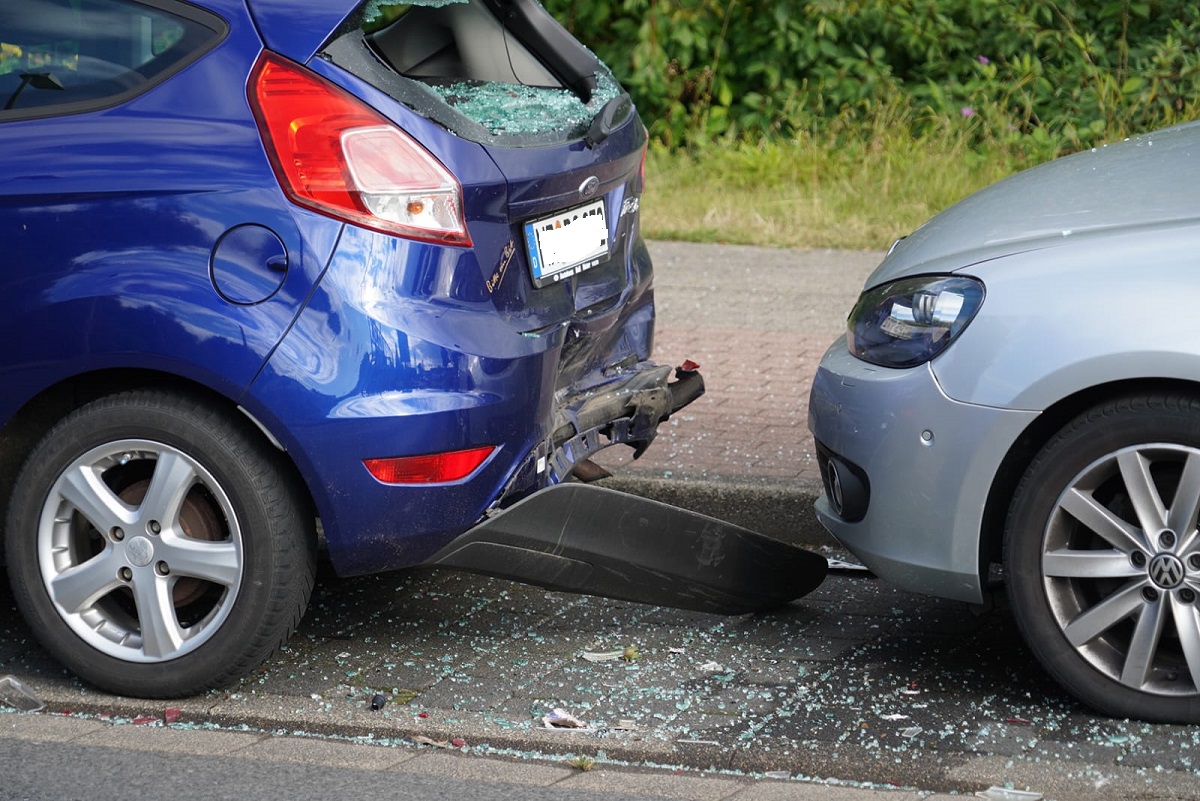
[[1, 731, 689, 801]]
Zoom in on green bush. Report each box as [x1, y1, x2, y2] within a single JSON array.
[[545, 0, 1200, 153]]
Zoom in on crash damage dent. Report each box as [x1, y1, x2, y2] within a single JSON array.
[[426, 362, 829, 615], [552, 360, 705, 480]]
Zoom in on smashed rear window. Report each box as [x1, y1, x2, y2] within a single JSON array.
[[321, 0, 626, 146]]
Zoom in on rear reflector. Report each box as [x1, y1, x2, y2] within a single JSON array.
[[249, 53, 470, 246], [364, 446, 495, 484]]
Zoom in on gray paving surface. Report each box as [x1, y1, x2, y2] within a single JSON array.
[[3, 243, 1199, 800]]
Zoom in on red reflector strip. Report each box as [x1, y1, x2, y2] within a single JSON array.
[[363, 446, 495, 484]]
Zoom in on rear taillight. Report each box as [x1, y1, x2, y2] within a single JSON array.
[[249, 53, 470, 246]]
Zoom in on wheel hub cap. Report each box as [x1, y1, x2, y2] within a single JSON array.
[[125, 536, 155, 568], [1148, 553, 1185, 590]]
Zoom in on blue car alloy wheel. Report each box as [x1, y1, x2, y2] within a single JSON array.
[[0, 0, 714, 697]]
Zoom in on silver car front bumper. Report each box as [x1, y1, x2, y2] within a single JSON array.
[[808, 337, 1038, 604]]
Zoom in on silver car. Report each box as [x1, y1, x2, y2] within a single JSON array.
[[808, 121, 1200, 723]]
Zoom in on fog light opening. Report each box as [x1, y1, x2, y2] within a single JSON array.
[[820, 454, 869, 522], [826, 460, 845, 517]]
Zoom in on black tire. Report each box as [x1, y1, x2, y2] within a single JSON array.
[[1005, 393, 1200, 722], [4, 390, 316, 698]]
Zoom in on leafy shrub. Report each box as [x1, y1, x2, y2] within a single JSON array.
[[544, 0, 1200, 153]]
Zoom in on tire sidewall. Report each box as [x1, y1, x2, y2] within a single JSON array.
[[6, 394, 290, 697], [1006, 396, 1200, 722]]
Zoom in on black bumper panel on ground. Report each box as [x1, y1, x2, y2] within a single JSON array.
[[426, 483, 827, 615]]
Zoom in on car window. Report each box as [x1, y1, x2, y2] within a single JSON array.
[[0, 0, 224, 118], [323, 0, 625, 146]]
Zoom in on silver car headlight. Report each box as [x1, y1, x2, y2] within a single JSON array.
[[847, 275, 985, 368]]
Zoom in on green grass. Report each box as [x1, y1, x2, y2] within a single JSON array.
[[641, 120, 1056, 251]]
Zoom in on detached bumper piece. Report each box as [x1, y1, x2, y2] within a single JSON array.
[[427, 483, 828, 614]]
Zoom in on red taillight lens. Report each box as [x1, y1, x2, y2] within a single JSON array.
[[249, 53, 471, 246], [363, 446, 495, 484]]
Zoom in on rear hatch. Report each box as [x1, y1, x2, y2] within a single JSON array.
[[320, 0, 649, 342]]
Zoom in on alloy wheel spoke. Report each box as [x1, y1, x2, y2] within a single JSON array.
[[1060, 487, 1147, 554], [138, 451, 198, 529], [58, 465, 134, 536], [158, 535, 239, 587], [1064, 580, 1146, 647], [1170, 595, 1200, 691], [130, 572, 185, 659], [49, 549, 123, 614], [1043, 548, 1143, 579], [1166, 452, 1200, 544], [1117, 450, 1168, 534], [1120, 595, 1167, 688]]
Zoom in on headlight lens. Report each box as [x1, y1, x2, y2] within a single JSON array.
[[847, 275, 985, 368]]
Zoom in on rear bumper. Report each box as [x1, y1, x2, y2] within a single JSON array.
[[427, 483, 824, 614], [244, 227, 701, 576]]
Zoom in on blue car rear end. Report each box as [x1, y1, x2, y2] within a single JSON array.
[[0, 0, 698, 696]]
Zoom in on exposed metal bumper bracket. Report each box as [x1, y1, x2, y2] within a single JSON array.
[[426, 483, 827, 615]]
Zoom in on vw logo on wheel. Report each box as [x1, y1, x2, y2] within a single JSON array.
[[1148, 553, 1185, 589]]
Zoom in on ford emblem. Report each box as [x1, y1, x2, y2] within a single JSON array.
[[579, 176, 600, 198]]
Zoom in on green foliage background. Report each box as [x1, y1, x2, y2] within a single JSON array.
[[544, 0, 1200, 155]]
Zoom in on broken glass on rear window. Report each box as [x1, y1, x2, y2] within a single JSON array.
[[322, 0, 626, 146]]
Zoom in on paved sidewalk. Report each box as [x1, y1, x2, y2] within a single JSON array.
[[595, 241, 882, 547]]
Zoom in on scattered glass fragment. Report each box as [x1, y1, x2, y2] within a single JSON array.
[[132, 716, 157, 725], [976, 788, 1043, 801], [699, 661, 725, 672], [826, 556, 873, 574], [582, 650, 625, 663], [412, 734, 451, 748], [451, 737, 467, 748], [0, 676, 44, 712], [542, 708, 589, 730], [612, 719, 638, 730], [764, 771, 791, 779], [881, 714, 909, 721], [163, 708, 181, 724], [901, 726, 923, 738]]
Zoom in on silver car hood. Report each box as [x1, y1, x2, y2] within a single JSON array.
[[868, 120, 1200, 286]]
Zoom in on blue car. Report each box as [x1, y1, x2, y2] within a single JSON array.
[[0, 0, 710, 697]]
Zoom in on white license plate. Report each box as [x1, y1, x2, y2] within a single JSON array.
[[524, 199, 609, 287]]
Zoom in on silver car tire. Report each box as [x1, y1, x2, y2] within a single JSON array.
[[5, 390, 316, 698], [1006, 394, 1200, 722]]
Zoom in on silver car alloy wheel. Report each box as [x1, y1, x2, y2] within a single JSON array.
[[37, 438, 244, 663], [1042, 442, 1200, 696]]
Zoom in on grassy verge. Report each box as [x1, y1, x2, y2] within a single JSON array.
[[641, 120, 1054, 251]]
